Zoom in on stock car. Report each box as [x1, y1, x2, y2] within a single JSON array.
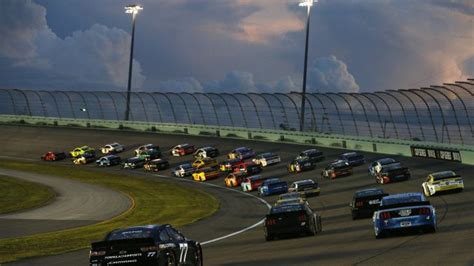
[[368, 158, 397, 176], [192, 158, 218, 169], [123, 157, 146, 169], [137, 149, 161, 161], [193, 146, 219, 159], [192, 167, 220, 182], [172, 163, 196, 178], [288, 157, 316, 173], [41, 151, 67, 161], [135, 144, 160, 156], [321, 160, 353, 179], [73, 153, 96, 165], [339, 152, 365, 166], [219, 158, 242, 172], [278, 192, 305, 201], [170, 144, 196, 156], [70, 146, 95, 158], [96, 155, 122, 167], [288, 179, 320, 197], [241, 175, 270, 192], [258, 178, 289, 197], [297, 149, 324, 163], [373, 192, 436, 239], [422, 171, 464, 197], [264, 202, 322, 241], [252, 152, 281, 167], [350, 188, 388, 220], [144, 159, 170, 172], [375, 163, 411, 184], [224, 172, 247, 187], [100, 142, 124, 154], [89, 224, 202, 266], [232, 161, 262, 176], [227, 147, 256, 160]]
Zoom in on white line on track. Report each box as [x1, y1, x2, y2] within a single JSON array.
[[152, 173, 272, 245]]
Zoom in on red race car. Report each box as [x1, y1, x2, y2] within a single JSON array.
[[170, 143, 195, 156], [41, 151, 67, 161]]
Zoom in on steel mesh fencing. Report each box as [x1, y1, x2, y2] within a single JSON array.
[[0, 79, 473, 145]]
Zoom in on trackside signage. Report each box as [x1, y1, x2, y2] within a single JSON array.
[[410, 146, 462, 162]]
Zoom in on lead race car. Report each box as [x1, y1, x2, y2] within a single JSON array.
[[89, 224, 202, 266]]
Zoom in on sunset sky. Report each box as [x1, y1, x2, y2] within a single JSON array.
[[0, 0, 473, 93]]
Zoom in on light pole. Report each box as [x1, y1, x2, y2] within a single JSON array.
[[124, 4, 143, 121], [298, 0, 315, 131]]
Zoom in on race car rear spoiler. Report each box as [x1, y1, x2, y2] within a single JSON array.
[[378, 201, 431, 210]]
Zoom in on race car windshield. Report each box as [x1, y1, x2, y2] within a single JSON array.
[[346, 155, 363, 160], [107, 228, 154, 240], [333, 161, 348, 168], [298, 183, 316, 189], [355, 189, 384, 197], [270, 204, 303, 214]]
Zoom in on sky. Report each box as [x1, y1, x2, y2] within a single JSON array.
[[0, 0, 472, 93]]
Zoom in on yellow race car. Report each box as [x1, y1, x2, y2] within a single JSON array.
[[70, 146, 95, 158], [192, 167, 220, 182], [192, 157, 218, 169], [72, 153, 96, 165], [422, 171, 464, 196]]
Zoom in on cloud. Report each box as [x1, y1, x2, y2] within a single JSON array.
[[307, 56, 360, 93], [0, 0, 145, 90], [158, 77, 204, 93], [0, 0, 47, 59]]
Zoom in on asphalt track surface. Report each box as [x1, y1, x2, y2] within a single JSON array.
[[0, 168, 131, 239], [1, 125, 473, 265]]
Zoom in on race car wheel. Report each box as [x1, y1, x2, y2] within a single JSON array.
[[164, 250, 177, 266], [423, 186, 431, 197], [316, 216, 322, 233], [375, 230, 385, 239], [265, 233, 274, 241], [193, 244, 203, 266]]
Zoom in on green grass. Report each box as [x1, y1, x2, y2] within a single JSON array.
[[0, 175, 55, 214], [0, 160, 220, 263]]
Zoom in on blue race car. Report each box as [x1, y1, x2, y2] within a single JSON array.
[[259, 178, 288, 197], [373, 192, 436, 239]]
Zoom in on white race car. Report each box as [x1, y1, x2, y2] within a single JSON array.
[[101, 142, 125, 154]]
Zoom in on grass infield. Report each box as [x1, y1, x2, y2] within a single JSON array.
[[0, 160, 219, 263], [0, 175, 55, 215]]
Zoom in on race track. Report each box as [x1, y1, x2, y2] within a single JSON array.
[[1, 125, 473, 266], [0, 168, 131, 239]]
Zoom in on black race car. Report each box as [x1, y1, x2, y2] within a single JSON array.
[[297, 149, 324, 163], [123, 157, 146, 169], [350, 188, 388, 219], [89, 224, 202, 266], [96, 155, 122, 167], [375, 163, 411, 184], [288, 157, 315, 173], [264, 202, 322, 241], [144, 159, 170, 172]]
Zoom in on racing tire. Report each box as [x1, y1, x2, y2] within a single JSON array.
[[375, 230, 385, 239], [162, 250, 177, 266], [265, 233, 274, 241], [193, 244, 203, 266], [308, 219, 316, 236], [423, 187, 431, 197], [316, 216, 322, 233]]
